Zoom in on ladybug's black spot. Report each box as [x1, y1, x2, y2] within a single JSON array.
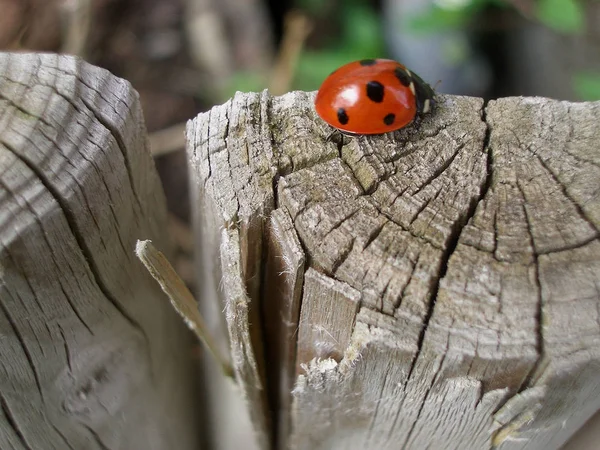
[[359, 59, 377, 66], [383, 113, 395, 126], [394, 67, 412, 87], [337, 108, 349, 125], [366, 81, 384, 103]]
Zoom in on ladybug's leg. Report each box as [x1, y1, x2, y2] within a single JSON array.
[[325, 128, 340, 142], [409, 105, 435, 133], [411, 113, 423, 130], [325, 128, 353, 146], [392, 112, 425, 142]]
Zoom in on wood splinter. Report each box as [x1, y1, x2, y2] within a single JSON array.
[[135, 239, 235, 379]]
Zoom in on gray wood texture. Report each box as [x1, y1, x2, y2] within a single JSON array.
[[0, 53, 201, 449], [188, 89, 600, 450]]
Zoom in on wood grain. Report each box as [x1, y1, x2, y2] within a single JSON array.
[[0, 53, 200, 449], [187, 88, 600, 450], [262, 208, 306, 450]]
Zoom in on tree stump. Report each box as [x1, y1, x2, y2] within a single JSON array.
[[0, 53, 200, 449], [187, 90, 600, 449]]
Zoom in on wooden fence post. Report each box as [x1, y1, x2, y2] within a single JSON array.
[[187, 90, 600, 449], [0, 53, 201, 449]]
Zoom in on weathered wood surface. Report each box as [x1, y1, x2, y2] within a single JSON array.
[[562, 410, 600, 450], [187, 89, 600, 449], [0, 53, 201, 449]]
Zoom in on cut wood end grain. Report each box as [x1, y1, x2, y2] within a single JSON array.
[[187, 88, 600, 450], [0, 52, 200, 449]]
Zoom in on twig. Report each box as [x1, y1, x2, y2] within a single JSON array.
[[183, 0, 232, 92], [269, 11, 313, 95], [148, 122, 187, 157], [60, 0, 93, 57], [135, 239, 235, 379]]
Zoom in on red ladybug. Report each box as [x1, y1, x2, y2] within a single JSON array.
[[314, 59, 435, 135]]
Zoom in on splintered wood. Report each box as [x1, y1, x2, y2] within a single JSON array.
[[187, 89, 600, 450], [0, 53, 200, 449]]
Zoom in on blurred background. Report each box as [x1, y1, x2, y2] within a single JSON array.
[[0, 1, 598, 448], [1, 0, 598, 288]]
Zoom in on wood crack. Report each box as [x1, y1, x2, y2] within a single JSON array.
[[393, 251, 421, 311], [58, 324, 74, 377], [404, 130, 491, 388], [203, 110, 212, 187], [412, 141, 466, 197], [19, 120, 133, 264], [359, 142, 428, 195], [0, 293, 44, 402], [1, 52, 201, 450], [408, 190, 437, 227], [531, 150, 600, 236], [5, 226, 93, 336], [9, 65, 147, 261], [363, 221, 386, 251], [366, 361, 394, 440], [537, 234, 599, 255], [50, 423, 77, 450], [374, 208, 443, 251], [84, 424, 111, 450], [515, 183, 545, 392], [56, 66, 145, 212], [400, 352, 448, 449], [331, 236, 356, 275], [0, 140, 154, 381], [1, 186, 97, 339], [187, 89, 600, 449], [0, 91, 53, 128], [337, 153, 367, 195], [395, 104, 492, 447], [0, 392, 33, 450], [561, 107, 600, 170]]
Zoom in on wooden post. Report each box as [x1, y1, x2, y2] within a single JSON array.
[[187, 90, 600, 449], [0, 53, 201, 449]]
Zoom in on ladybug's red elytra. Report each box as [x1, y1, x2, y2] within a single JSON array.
[[314, 59, 435, 135]]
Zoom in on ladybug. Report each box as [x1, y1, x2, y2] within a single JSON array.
[[314, 59, 435, 135]]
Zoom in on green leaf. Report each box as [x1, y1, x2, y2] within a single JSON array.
[[573, 72, 600, 101], [292, 1, 385, 91], [405, 7, 471, 34], [536, 0, 584, 34], [295, 51, 358, 91], [342, 3, 385, 54]]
